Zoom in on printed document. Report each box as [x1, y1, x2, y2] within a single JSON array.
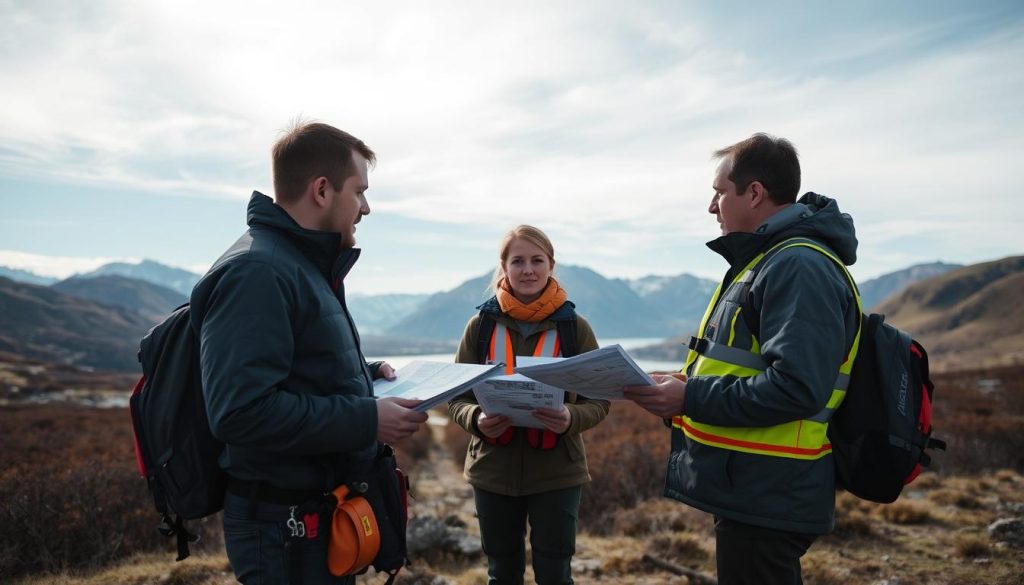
[[472, 374, 564, 429], [374, 360, 503, 412], [513, 344, 654, 400]]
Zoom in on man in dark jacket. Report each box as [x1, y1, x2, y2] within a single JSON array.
[[625, 133, 860, 585], [190, 122, 428, 584]]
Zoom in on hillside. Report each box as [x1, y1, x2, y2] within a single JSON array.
[[0, 266, 56, 286], [858, 261, 961, 310], [52, 275, 187, 322], [81, 260, 201, 296], [876, 255, 1024, 370], [0, 277, 152, 371], [631, 255, 1023, 367]]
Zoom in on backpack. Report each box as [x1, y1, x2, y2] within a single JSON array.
[[828, 313, 946, 503], [129, 303, 226, 560], [741, 239, 946, 503]]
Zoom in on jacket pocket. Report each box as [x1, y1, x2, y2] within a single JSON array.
[[669, 442, 734, 496]]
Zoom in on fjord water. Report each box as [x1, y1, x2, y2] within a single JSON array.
[[365, 336, 681, 373]]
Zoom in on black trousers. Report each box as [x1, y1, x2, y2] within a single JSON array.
[[474, 485, 582, 585], [714, 516, 817, 585]]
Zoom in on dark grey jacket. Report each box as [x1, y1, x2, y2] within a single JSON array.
[[666, 192, 860, 534], [190, 192, 378, 492]]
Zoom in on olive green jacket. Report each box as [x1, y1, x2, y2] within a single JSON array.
[[448, 300, 609, 496]]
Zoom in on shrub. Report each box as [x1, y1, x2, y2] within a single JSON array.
[[831, 509, 874, 539], [648, 534, 708, 563], [954, 534, 989, 558], [0, 405, 220, 579], [879, 501, 932, 524], [929, 366, 1024, 475], [578, 402, 670, 533]]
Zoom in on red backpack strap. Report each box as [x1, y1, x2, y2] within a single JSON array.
[[526, 428, 558, 450], [482, 427, 516, 445]]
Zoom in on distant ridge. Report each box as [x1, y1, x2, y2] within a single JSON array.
[[0, 266, 57, 286], [0, 276, 152, 371], [386, 265, 714, 341], [875, 255, 1024, 370], [80, 260, 201, 296], [859, 261, 961, 310], [52, 275, 187, 322]]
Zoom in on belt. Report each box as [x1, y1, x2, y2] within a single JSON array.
[[227, 476, 330, 506]]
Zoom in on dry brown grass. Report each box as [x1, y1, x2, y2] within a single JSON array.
[[6, 365, 1024, 584], [878, 500, 933, 524], [577, 401, 671, 533], [954, 534, 990, 558]]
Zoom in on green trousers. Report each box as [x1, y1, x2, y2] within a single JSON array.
[[473, 485, 582, 585]]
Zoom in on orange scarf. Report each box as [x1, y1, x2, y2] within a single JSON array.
[[496, 277, 568, 322]]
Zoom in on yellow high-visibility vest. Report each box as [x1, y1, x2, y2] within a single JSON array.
[[671, 238, 862, 460]]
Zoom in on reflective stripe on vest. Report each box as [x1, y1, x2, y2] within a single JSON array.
[[486, 323, 563, 449], [673, 237, 863, 460], [487, 323, 563, 368]]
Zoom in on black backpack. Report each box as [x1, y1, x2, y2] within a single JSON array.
[[129, 303, 226, 560], [828, 313, 946, 503], [741, 239, 946, 503]]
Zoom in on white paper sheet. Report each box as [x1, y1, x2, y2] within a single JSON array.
[[373, 360, 503, 412], [513, 344, 654, 400], [472, 374, 564, 428]]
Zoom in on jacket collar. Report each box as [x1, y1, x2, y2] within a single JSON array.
[[246, 191, 360, 280], [706, 192, 858, 269]]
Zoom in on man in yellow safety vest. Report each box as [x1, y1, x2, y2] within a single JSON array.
[[625, 133, 861, 585]]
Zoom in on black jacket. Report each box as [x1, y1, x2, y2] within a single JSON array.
[[667, 193, 860, 534], [190, 192, 378, 491]]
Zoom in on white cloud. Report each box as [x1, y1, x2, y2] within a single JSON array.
[[0, 1, 1021, 292], [0, 249, 136, 278]]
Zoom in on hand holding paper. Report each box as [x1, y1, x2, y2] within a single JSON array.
[[623, 373, 688, 418]]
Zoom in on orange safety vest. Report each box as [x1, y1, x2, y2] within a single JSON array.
[[484, 323, 562, 449]]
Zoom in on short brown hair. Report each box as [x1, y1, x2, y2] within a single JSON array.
[[491, 225, 556, 291], [271, 121, 376, 204], [714, 133, 800, 205]]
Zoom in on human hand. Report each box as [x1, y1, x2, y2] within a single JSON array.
[[374, 362, 397, 381], [376, 397, 428, 443], [622, 374, 687, 418], [532, 406, 571, 434], [477, 411, 513, 439]]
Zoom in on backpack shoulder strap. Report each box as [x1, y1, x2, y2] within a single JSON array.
[[555, 315, 579, 357], [474, 313, 497, 365], [739, 237, 860, 337]]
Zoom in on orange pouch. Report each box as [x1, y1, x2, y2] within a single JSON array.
[[327, 484, 381, 577]]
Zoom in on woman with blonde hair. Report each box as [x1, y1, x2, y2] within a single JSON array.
[[448, 225, 609, 585]]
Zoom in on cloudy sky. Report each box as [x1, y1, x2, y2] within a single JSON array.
[[1, 0, 1022, 294]]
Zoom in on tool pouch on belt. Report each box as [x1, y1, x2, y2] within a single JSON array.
[[328, 442, 409, 582]]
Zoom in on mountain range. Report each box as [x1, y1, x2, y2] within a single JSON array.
[[0, 256, 1009, 372]]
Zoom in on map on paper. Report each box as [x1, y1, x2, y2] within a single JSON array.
[[373, 360, 504, 412], [472, 373, 564, 428], [513, 344, 654, 400]]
